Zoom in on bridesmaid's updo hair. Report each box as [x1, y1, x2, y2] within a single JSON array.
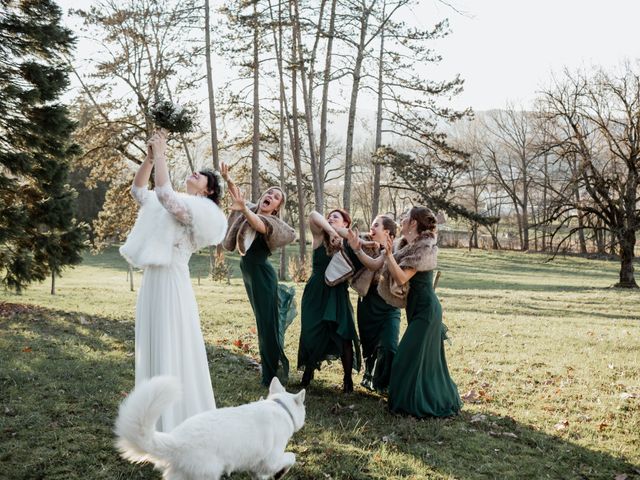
[[327, 208, 352, 227], [377, 214, 397, 239], [409, 206, 437, 238], [200, 169, 222, 205]]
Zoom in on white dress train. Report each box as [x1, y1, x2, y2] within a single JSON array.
[[130, 183, 216, 432]]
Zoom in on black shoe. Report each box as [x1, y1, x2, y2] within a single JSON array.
[[301, 368, 314, 387], [343, 376, 353, 393]]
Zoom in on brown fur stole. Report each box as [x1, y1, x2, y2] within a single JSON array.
[[222, 203, 296, 255], [349, 234, 382, 297], [377, 233, 438, 308]]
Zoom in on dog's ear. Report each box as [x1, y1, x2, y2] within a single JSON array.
[[295, 389, 306, 404], [269, 376, 285, 395]]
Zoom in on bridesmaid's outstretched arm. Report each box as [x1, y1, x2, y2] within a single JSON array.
[[347, 229, 384, 271]]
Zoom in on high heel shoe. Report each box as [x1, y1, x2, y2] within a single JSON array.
[[342, 375, 353, 393], [301, 368, 314, 387]]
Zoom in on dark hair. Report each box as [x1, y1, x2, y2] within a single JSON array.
[[409, 206, 437, 237], [199, 169, 221, 205], [377, 214, 397, 239], [327, 208, 352, 227]]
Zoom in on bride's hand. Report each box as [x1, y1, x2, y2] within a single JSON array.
[[229, 185, 247, 212], [147, 130, 168, 161]]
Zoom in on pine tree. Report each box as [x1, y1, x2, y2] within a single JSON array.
[[0, 0, 87, 293]]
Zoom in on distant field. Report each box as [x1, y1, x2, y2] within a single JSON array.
[[1, 247, 639, 479]]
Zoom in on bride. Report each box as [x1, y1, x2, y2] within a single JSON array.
[[120, 129, 227, 432]]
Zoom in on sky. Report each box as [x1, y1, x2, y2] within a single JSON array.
[[57, 0, 640, 112], [421, 0, 640, 111]]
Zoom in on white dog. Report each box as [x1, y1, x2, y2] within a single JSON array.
[[115, 376, 306, 480]]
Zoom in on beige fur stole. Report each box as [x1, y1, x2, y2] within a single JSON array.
[[223, 204, 296, 255]]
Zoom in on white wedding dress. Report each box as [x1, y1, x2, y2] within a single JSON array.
[[131, 183, 216, 432]]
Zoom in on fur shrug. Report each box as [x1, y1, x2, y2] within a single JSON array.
[[349, 235, 382, 298], [120, 191, 227, 268], [222, 204, 296, 255], [377, 233, 438, 308]]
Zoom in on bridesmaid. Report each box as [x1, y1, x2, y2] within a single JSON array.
[[297, 210, 361, 393], [346, 215, 400, 393], [351, 206, 461, 417], [221, 163, 296, 387]]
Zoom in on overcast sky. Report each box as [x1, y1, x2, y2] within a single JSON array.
[[423, 0, 640, 111], [58, 0, 640, 112]]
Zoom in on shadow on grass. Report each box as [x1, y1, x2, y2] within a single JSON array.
[[1, 304, 638, 480], [296, 381, 640, 480]]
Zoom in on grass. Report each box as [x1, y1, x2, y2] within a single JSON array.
[[1, 247, 639, 479]]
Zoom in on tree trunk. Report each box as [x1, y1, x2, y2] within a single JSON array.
[[204, 0, 219, 169], [292, 0, 321, 210], [291, 9, 306, 262], [129, 264, 134, 292], [318, 0, 337, 212], [616, 229, 638, 288], [50, 270, 55, 295], [371, 1, 386, 220], [251, 0, 260, 202], [343, 2, 370, 211]]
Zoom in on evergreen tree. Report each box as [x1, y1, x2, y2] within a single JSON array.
[[0, 0, 87, 293]]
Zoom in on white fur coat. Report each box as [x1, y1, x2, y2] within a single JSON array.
[[120, 191, 227, 268]]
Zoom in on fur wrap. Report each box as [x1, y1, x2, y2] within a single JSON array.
[[120, 191, 227, 268], [377, 233, 438, 308], [223, 203, 296, 255], [349, 234, 382, 297]]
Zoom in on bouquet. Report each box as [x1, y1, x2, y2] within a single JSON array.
[[149, 98, 195, 134]]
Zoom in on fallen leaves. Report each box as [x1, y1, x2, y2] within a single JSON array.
[[461, 389, 492, 403], [21, 346, 32, 353], [554, 420, 569, 431]]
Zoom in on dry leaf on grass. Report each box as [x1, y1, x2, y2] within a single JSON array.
[[554, 420, 569, 431], [462, 390, 479, 402], [21, 346, 32, 353], [470, 413, 486, 423]]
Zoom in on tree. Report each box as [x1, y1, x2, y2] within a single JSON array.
[[0, 0, 87, 293], [540, 66, 640, 288], [71, 0, 203, 246], [480, 107, 540, 251]]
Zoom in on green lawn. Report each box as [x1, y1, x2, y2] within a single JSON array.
[[1, 248, 639, 479]]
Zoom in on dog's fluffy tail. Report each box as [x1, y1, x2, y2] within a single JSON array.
[[114, 376, 180, 465]]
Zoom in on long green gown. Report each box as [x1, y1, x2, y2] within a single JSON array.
[[388, 270, 461, 417], [240, 234, 293, 387], [297, 244, 361, 374], [346, 247, 400, 392]]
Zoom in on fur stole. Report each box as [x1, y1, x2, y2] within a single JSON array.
[[120, 191, 227, 268], [377, 233, 438, 308], [223, 203, 296, 255], [349, 234, 382, 297]]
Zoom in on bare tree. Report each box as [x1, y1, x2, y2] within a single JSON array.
[[539, 66, 640, 287]]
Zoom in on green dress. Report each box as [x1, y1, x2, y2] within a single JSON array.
[[240, 234, 294, 387], [346, 247, 400, 392], [297, 244, 361, 373], [388, 270, 461, 417]]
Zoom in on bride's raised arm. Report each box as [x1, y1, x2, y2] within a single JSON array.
[[149, 129, 192, 226], [130, 134, 155, 206]]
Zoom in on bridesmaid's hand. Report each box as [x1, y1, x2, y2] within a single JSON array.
[[229, 184, 247, 212], [383, 234, 394, 257], [347, 228, 361, 251], [221, 162, 231, 182], [328, 230, 342, 248]]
